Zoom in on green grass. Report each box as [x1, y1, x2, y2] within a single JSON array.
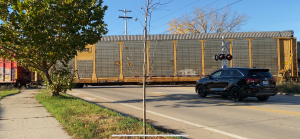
[[277, 82, 300, 94], [35, 89, 180, 139], [0, 86, 19, 99]]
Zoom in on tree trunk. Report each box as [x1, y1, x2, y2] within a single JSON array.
[[41, 61, 60, 96], [52, 91, 60, 96]]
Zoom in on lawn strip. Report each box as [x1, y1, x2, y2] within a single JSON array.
[[277, 82, 300, 94], [0, 89, 19, 99], [35, 89, 180, 139]]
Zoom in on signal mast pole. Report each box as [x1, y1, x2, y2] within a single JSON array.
[[221, 36, 230, 68], [119, 9, 132, 35]]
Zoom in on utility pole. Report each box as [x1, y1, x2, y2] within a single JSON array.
[[119, 9, 132, 35]]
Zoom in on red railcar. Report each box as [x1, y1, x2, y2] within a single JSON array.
[[0, 58, 31, 87]]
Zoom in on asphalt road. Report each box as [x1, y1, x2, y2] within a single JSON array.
[[67, 85, 300, 139]]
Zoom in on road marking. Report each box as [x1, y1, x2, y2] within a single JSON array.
[[84, 97, 96, 100], [71, 90, 248, 139], [68, 93, 80, 95], [151, 92, 300, 116], [237, 106, 300, 116], [148, 92, 167, 96]]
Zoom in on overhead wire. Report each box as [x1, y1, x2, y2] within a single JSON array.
[[150, 0, 243, 32], [152, 0, 218, 23], [127, 0, 220, 34], [106, 20, 124, 35]]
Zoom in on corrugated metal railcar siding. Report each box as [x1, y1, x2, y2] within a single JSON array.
[[11, 61, 17, 81], [68, 58, 75, 69], [77, 60, 93, 78], [122, 41, 144, 77], [297, 42, 300, 60], [252, 38, 278, 75], [0, 58, 3, 81], [149, 41, 174, 76], [204, 39, 223, 74], [177, 40, 202, 76], [96, 42, 120, 78], [297, 42, 300, 71], [5, 60, 11, 82], [232, 39, 249, 67]]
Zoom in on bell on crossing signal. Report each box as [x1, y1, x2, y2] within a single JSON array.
[[226, 54, 233, 61], [218, 54, 225, 60], [214, 54, 219, 61]]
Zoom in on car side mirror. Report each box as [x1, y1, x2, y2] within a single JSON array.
[[208, 75, 212, 79]]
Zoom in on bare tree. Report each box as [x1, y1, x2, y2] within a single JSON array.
[[167, 6, 249, 34], [141, 0, 173, 138]]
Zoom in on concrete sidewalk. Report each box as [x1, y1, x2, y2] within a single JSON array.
[[0, 89, 72, 139]]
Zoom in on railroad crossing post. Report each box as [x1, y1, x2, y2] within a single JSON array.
[[221, 36, 231, 68]]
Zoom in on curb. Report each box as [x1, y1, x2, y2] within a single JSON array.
[[277, 92, 300, 96]]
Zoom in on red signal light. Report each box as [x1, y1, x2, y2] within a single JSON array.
[[226, 54, 233, 61], [218, 54, 225, 60]]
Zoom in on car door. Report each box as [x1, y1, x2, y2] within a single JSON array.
[[217, 70, 235, 92], [204, 70, 222, 92]]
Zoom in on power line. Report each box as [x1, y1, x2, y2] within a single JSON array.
[[128, 0, 220, 34], [150, 0, 243, 32], [152, 0, 216, 23]]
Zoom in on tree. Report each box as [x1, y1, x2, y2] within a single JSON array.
[[0, 0, 108, 96], [167, 6, 249, 34], [140, 0, 173, 138]]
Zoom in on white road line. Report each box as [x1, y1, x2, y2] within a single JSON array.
[[72, 90, 248, 139], [153, 92, 195, 94], [84, 97, 96, 100], [68, 93, 80, 95]]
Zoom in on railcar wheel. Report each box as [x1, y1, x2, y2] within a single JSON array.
[[230, 87, 243, 102], [197, 85, 207, 98], [257, 96, 269, 101]]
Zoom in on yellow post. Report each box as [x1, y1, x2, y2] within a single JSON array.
[[247, 38, 253, 68], [15, 69, 17, 79], [147, 41, 151, 76], [35, 71, 37, 82], [227, 39, 234, 67], [91, 44, 97, 82], [172, 40, 178, 76], [290, 39, 293, 77], [75, 55, 78, 78], [118, 42, 124, 81], [276, 38, 281, 75], [199, 40, 206, 75]]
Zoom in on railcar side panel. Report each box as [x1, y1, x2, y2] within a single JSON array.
[[74, 31, 297, 84]]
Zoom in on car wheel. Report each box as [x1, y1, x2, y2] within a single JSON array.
[[197, 85, 207, 98], [230, 87, 243, 102], [257, 96, 269, 101]]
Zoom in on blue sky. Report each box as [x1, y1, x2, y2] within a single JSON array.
[[103, 0, 300, 39]]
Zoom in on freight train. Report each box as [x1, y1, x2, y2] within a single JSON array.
[[0, 58, 31, 87], [2, 31, 297, 88], [71, 31, 297, 87]]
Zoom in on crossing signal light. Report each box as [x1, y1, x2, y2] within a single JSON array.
[[226, 54, 233, 61], [218, 54, 225, 60], [214, 55, 219, 61]]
